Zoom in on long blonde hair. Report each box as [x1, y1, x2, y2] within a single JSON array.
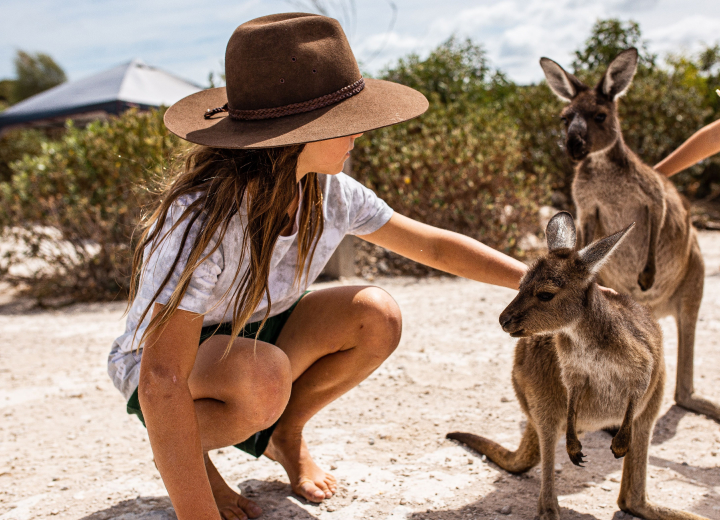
[[129, 144, 324, 353]]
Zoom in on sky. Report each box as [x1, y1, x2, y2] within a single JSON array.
[[1, 0, 719, 88]]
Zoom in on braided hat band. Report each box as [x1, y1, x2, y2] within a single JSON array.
[[204, 78, 365, 121]]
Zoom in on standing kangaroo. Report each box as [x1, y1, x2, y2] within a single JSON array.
[[448, 212, 707, 520], [538, 48, 718, 421]]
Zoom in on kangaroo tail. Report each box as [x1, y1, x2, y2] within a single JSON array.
[[447, 424, 540, 474]]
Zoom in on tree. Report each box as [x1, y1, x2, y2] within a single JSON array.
[[572, 19, 655, 74], [381, 36, 510, 106], [12, 51, 66, 104]]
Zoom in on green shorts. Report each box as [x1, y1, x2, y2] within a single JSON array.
[[126, 292, 308, 458]]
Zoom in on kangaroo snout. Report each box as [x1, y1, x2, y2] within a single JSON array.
[[499, 311, 525, 337], [567, 134, 588, 160]]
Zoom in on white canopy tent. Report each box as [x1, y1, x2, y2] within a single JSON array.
[[0, 59, 202, 131]]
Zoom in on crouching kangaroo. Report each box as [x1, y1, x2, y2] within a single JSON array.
[[448, 212, 707, 520], [539, 48, 718, 421]]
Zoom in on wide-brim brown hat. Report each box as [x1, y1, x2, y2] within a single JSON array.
[[165, 13, 428, 149]]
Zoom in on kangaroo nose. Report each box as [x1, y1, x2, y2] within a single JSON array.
[[499, 314, 513, 331]]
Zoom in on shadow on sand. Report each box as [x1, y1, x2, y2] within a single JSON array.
[[79, 480, 322, 520]]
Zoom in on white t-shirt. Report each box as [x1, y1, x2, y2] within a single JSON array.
[[108, 172, 393, 401]]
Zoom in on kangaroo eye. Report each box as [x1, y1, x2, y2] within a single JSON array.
[[537, 292, 555, 302], [594, 113, 606, 123], [560, 116, 568, 125]]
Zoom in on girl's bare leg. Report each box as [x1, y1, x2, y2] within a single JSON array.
[[267, 285, 402, 502], [188, 337, 293, 520]]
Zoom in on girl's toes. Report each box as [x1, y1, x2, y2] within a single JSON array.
[[326, 475, 337, 491], [297, 478, 326, 502]]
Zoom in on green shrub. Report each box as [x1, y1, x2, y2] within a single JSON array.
[[354, 99, 548, 258], [0, 128, 48, 183], [0, 109, 182, 302], [1, 19, 717, 301]]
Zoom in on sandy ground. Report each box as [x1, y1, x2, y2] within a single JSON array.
[[0, 232, 719, 520]]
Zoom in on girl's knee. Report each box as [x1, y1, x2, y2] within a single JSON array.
[[353, 287, 402, 357], [228, 344, 292, 429]]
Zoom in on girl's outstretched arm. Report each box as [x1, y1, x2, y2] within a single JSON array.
[[654, 119, 720, 176], [139, 304, 220, 520], [360, 213, 527, 290]]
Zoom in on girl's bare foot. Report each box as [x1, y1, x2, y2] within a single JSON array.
[[205, 454, 263, 520], [264, 431, 337, 502]]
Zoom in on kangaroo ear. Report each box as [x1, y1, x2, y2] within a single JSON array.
[[598, 48, 638, 100], [578, 222, 635, 274], [540, 57, 587, 102], [546, 211, 577, 252]]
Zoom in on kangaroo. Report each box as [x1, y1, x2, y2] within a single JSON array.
[[448, 212, 707, 520], [538, 48, 717, 421]]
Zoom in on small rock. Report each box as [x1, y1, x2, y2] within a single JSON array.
[[610, 477, 620, 483], [400, 498, 407, 505], [500, 397, 510, 403], [711, 451, 717, 456], [681, 461, 689, 466], [368, 438, 375, 445], [481, 455, 487, 462], [326, 505, 336, 512], [330, 464, 338, 470], [352, 495, 358, 500], [601, 485, 612, 491], [467, 458, 474, 465], [554, 463, 563, 473], [582, 481, 596, 488], [500, 505, 512, 515]]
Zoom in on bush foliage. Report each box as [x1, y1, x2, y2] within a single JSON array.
[[355, 38, 544, 256], [0, 109, 181, 302], [0, 19, 718, 301]]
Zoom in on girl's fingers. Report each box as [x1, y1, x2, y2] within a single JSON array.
[[220, 507, 246, 520], [236, 495, 262, 519]]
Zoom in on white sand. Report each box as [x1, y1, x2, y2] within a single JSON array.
[[0, 232, 719, 520]]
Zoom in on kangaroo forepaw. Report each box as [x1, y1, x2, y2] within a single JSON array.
[[611, 433, 630, 459], [567, 440, 586, 467], [638, 265, 655, 291]]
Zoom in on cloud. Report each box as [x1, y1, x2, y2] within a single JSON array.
[[1, 0, 719, 86]]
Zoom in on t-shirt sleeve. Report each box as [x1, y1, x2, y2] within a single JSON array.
[[341, 174, 394, 236], [138, 198, 224, 315]]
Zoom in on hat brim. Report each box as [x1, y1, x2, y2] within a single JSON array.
[[164, 78, 428, 149]]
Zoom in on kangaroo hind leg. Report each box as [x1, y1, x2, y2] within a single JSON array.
[[537, 424, 561, 520], [673, 248, 720, 421], [447, 422, 540, 474], [618, 385, 708, 519]]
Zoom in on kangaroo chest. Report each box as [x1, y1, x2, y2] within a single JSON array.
[[573, 163, 653, 251], [555, 333, 653, 424], [571, 160, 678, 304]]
